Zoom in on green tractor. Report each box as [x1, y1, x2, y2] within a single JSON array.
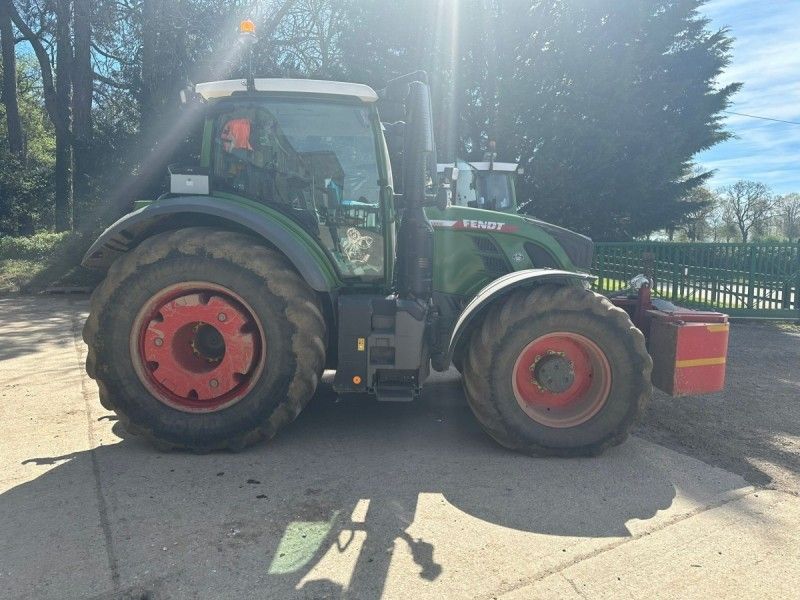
[[81, 32, 658, 455]]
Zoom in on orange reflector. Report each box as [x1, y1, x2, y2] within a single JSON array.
[[239, 19, 256, 34], [353, 376, 362, 385]]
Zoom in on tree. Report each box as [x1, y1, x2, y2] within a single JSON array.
[[675, 184, 718, 241], [0, 0, 23, 156], [54, 0, 74, 231], [71, 0, 93, 226], [8, 0, 146, 231], [707, 202, 737, 242], [720, 181, 777, 243], [0, 55, 55, 235], [776, 193, 800, 241], [450, 0, 740, 240], [8, 0, 74, 231], [0, 0, 741, 241]]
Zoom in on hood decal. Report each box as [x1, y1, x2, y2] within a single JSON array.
[[430, 219, 519, 233]]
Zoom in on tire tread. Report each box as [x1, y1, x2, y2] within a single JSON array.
[[82, 227, 326, 452], [462, 284, 652, 456]]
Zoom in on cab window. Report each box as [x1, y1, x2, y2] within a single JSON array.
[[211, 99, 383, 279], [454, 168, 477, 207], [476, 173, 513, 211]]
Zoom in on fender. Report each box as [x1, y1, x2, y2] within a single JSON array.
[[442, 269, 596, 370], [81, 195, 339, 292]]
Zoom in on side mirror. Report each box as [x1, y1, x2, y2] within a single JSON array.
[[179, 86, 204, 106], [434, 166, 459, 210], [379, 71, 429, 102]]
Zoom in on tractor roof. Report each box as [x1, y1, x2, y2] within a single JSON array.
[[437, 161, 519, 173], [195, 79, 379, 103], [466, 161, 519, 172]]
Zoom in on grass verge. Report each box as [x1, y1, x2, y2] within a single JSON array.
[[0, 232, 102, 294]]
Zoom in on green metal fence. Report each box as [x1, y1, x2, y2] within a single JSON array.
[[593, 242, 800, 319]]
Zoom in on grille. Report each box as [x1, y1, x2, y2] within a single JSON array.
[[471, 236, 502, 254], [480, 255, 510, 275], [471, 236, 510, 275], [525, 242, 560, 269]]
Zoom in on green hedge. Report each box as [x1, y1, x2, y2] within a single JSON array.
[[0, 232, 78, 260]]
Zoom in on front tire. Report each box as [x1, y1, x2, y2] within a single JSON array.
[[83, 228, 326, 452], [462, 284, 651, 456]]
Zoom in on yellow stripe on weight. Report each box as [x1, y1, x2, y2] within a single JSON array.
[[706, 324, 730, 333], [676, 357, 727, 368]]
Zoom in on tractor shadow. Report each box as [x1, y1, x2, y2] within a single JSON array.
[[1, 370, 734, 599]]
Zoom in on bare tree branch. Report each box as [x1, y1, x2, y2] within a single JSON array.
[[264, 0, 299, 37], [720, 181, 777, 243], [91, 41, 125, 63], [93, 71, 133, 90], [6, 0, 70, 138]]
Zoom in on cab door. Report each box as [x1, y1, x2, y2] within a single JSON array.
[[209, 97, 388, 284]]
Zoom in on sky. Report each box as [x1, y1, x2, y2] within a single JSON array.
[[697, 0, 800, 194]]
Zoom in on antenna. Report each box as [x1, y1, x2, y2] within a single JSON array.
[[239, 19, 258, 92]]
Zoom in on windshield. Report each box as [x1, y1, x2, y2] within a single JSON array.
[[211, 99, 384, 278], [475, 173, 514, 211], [454, 167, 516, 212]]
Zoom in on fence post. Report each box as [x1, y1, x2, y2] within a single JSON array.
[[795, 243, 800, 321], [671, 257, 679, 302], [747, 245, 756, 310], [643, 251, 654, 284], [595, 245, 603, 290], [781, 244, 791, 310]]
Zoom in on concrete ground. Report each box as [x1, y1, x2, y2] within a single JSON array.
[[0, 296, 798, 600]]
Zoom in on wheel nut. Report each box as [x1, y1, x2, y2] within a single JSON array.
[[217, 313, 227, 322], [209, 379, 219, 389], [154, 337, 164, 347]]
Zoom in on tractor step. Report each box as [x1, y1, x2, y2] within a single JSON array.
[[375, 383, 416, 402], [374, 369, 420, 402]]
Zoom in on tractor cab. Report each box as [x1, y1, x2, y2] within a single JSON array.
[[181, 78, 392, 282], [439, 160, 521, 213]]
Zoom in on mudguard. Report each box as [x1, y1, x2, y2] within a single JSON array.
[[81, 195, 338, 292], [444, 269, 596, 368]]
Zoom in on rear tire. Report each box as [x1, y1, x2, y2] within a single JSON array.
[[462, 284, 651, 456], [83, 228, 326, 452]]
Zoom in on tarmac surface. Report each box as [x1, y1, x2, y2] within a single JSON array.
[[0, 296, 798, 599]]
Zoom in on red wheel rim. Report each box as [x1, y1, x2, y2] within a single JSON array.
[[130, 282, 266, 413], [512, 332, 611, 428]]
